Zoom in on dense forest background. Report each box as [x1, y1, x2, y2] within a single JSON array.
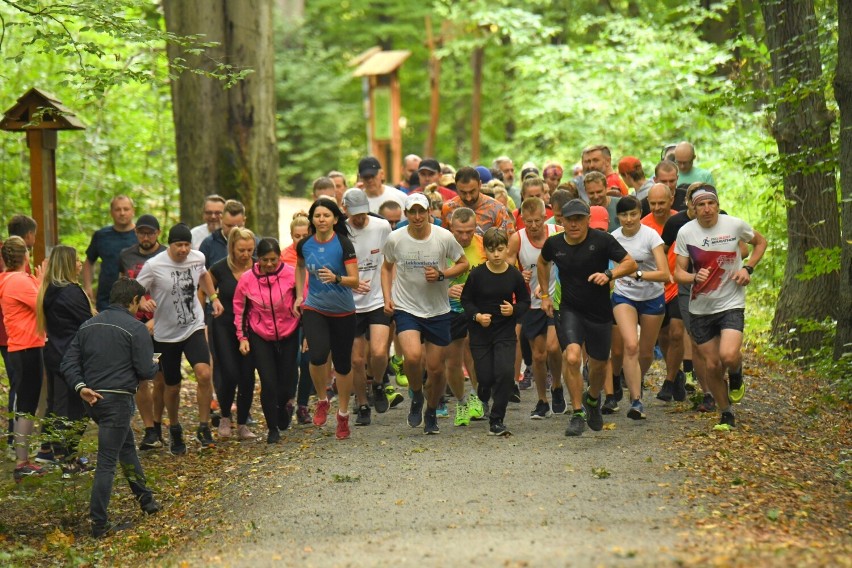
[[0, 0, 845, 369]]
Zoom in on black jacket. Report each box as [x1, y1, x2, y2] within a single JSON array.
[[61, 305, 159, 395], [42, 283, 93, 370]]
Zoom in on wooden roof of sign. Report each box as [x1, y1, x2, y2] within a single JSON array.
[[0, 87, 85, 131], [352, 50, 411, 77]]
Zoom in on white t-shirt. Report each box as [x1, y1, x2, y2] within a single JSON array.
[[518, 225, 559, 309], [675, 215, 754, 315], [365, 185, 407, 214], [190, 224, 210, 250], [136, 249, 208, 342], [612, 224, 665, 301], [383, 225, 464, 318], [348, 216, 392, 313]]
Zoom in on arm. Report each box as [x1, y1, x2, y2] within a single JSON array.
[[199, 271, 223, 316], [294, 258, 306, 314], [640, 244, 673, 283], [674, 254, 695, 285], [536, 252, 554, 317], [506, 232, 521, 270], [131, 324, 159, 380], [381, 260, 395, 315], [589, 253, 638, 286], [441, 253, 469, 281], [232, 277, 251, 355], [731, 229, 768, 286]]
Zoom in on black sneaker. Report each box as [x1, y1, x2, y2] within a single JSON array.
[[210, 411, 221, 428], [267, 428, 281, 444], [551, 387, 567, 415], [140, 498, 162, 515], [355, 404, 371, 426], [169, 425, 187, 455], [92, 520, 133, 539], [408, 391, 424, 427], [673, 371, 687, 402], [530, 400, 552, 420], [601, 395, 620, 415], [656, 380, 674, 402], [613, 373, 625, 402], [373, 385, 389, 413], [139, 427, 162, 451], [279, 402, 294, 432], [423, 408, 440, 435], [196, 425, 216, 449], [489, 421, 511, 436], [713, 410, 736, 431], [565, 411, 586, 437], [509, 382, 521, 403], [583, 391, 603, 431]]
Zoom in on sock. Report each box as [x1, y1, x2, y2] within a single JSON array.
[[459, 394, 469, 405], [199, 421, 208, 429], [338, 411, 349, 417], [683, 359, 693, 373], [412, 389, 424, 402], [585, 393, 599, 406]]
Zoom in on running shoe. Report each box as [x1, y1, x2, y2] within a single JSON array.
[[267, 428, 281, 444], [518, 366, 533, 390], [601, 396, 619, 415], [627, 399, 647, 420], [373, 385, 389, 413], [139, 427, 163, 450], [296, 405, 312, 425], [61, 456, 92, 479], [217, 417, 232, 439], [390, 355, 409, 387], [613, 372, 625, 402], [697, 393, 716, 413], [684, 370, 697, 392], [355, 404, 371, 426], [583, 391, 603, 431], [454, 401, 470, 426], [467, 393, 485, 420], [237, 424, 257, 440], [196, 425, 216, 449], [13, 461, 46, 483], [565, 411, 587, 437], [92, 520, 133, 539], [408, 392, 424, 427], [551, 387, 567, 414], [336, 413, 351, 439], [313, 399, 331, 426], [713, 410, 736, 431], [728, 373, 746, 404], [424, 408, 440, 435], [673, 371, 688, 402], [169, 425, 187, 455], [530, 400, 552, 420], [436, 400, 449, 418], [656, 380, 674, 402], [386, 388, 404, 408], [489, 421, 511, 436], [510, 382, 521, 403], [34, 449, 57, 465]]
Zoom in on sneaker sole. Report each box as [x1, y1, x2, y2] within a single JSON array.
[[713, 423, 733, 432], [530, 411, 552, 420], [728, 386, 745, 404], [627, 409, 647, 420], [489, 430, 512, 436], [170, 447, 187, 456]]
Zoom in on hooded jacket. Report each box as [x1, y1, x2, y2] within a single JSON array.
[[233, 261, 299, 342]]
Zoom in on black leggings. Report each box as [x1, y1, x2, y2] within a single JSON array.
[[249, 331, 299, 432], [211, 320, 255, 424], [301, 310, 356, 375], [44, 357, 87, 457], [471, 339, 517, 423]]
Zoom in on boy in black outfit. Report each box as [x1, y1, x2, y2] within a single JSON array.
[[461, 228, 530, 436]]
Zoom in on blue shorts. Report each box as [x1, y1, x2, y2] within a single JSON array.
[[611, 292, 666, 316], [394, 310, 453, 347]]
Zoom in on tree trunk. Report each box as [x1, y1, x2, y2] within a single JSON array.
[[834, 0, 852, 359], [762, 0, 841, 354], [163, 0, 278, 238]]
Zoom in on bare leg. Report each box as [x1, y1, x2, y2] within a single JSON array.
[[563, 344, 584, 411], [194, 363, 212, 423]]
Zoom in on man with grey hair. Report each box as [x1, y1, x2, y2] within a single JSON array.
[[190, 194, 226, 249], [399, 154, 421, 192], [673, 141, 715, 186], [492, 156, 520, 207]]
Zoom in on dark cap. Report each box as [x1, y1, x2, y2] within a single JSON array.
[[358, 156, 382, 177], [521, 166, 540, 181], [475, 166, 493, 183], [418, 158, 441, 173], [561, 199, 591, 218], [168, 223, 193, 244], [136, 214, 160, 231]]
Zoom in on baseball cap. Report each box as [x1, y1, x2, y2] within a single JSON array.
[[136, 214, 160, 231], [617, 156, 642, 176], [589, 206, 609, 230], [521, 166, 540, 180], [342, 188, 370, 215], [418, 158, 441, 173], [168, 223, 193, 244], [691, 185, 718, 205], [561, 199, 591, 218], [405, 193, 430, 211], [475, 166, 493, 183], [358, 156, 382, 177]]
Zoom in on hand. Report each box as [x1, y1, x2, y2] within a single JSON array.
[[424, 266, 442, 282], [145, 319, 155, 336], [448, 284, 464, 300], [79, 387, 103, 406], [211, 298, 224, 317], [292, 297, 303, 317], [139, 298, 157, 312], [383, 298, 395, 317], [317, 267, 337, 284], [477, 313, 492, 328], [533, 284, 542, 298], [301, 338, 308, 353], [694, 267, 711, 284], [239, 339, 250, 355], [541, 296, 554, 318], [35, 259, 48, 281], [354, 279, 371, 295], [731, 267, 751, 286], [500, 300, 514, 316], [522, 269, 532, 284], [588, 272, 611, 286]]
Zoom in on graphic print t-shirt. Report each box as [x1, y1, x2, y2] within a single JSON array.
[[674, 215, 754, 315], [136, 250, 207, 342]]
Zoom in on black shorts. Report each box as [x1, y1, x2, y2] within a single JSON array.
[[154, 329, 211, 386], [521, 308, 554, 341], [355, 307, 391, 337], [450, 311, 469, 341], [689, 309, 745, 345], [556, 308, 612, 361], [7, 347, 43, 415], [662, 296, 682, 327]]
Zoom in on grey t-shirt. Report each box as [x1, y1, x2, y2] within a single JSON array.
[[136, 250, 207, 342]]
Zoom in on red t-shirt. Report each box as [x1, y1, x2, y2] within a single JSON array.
[[607, 172, 629, 197], [641, 211, 678, 303]]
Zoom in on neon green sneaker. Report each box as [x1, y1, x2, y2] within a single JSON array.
[[385, 386, 404, 408], [390, 355, 408, 387], [467, 393, 485, 421], [728, 374, 745, 404], [713, 411, 735, 431], [454, 401, 470, 426]]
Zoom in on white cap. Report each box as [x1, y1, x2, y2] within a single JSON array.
[[342, 188, 370, 215], [404, 193, 430, 211]]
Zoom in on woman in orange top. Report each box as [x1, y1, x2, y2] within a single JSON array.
[[0, 237, 46, 482]]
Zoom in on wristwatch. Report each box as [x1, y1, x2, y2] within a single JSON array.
[[335, 274, 342, 284], [743, 265, 754, 275], [635, 271, 643, 281], [436, 270, 445, 282], [604, 269, 613, 281]]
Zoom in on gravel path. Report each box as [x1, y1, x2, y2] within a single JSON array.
[[167, 377, 692, 568]]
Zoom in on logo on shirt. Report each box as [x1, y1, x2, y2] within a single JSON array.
[[170, 268, 198, 326]]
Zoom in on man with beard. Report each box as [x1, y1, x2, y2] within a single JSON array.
[[441, 167, 514, 235]]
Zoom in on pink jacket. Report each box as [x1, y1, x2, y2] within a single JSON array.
[[233, 262, 299, 342]]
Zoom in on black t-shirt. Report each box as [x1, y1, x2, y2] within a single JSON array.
[[209, 258, 241, 327], [661, 211, 691, 248], [540, 229, 628, 323], [460, 264, 530, 345]]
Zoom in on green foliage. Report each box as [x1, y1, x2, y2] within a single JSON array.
[[797, 246, 841, 280]]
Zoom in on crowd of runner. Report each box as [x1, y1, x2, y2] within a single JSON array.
[[0, 142, 768, 485]]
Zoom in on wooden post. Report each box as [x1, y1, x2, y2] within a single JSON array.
[[390, 70, 402, 184], [27, 130, 58, 265], [425, 15, 440, 158], [471, 45, 484, 164]]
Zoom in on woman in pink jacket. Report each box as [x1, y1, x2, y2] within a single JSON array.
[[234, 238, 300, 444]]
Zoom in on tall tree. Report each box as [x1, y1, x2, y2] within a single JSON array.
[[163, 0, 278, 236], [760, 0, 841, 352], [834, 0, 852, 359]]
